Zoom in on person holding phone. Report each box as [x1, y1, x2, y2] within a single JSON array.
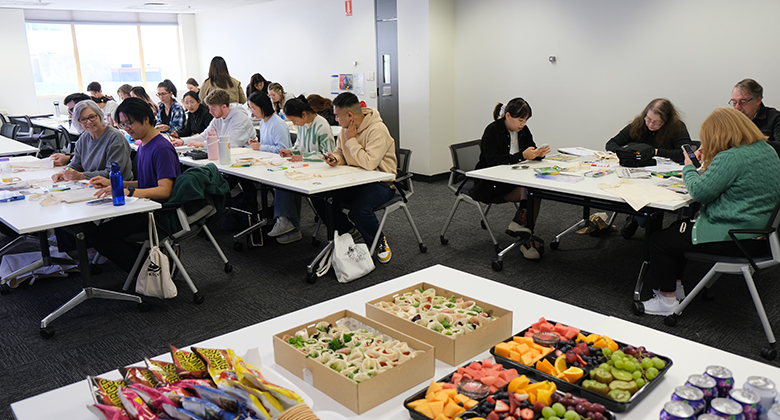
[[470, 97, 550, 259], [607, 98, 694, 238], [641, 107, 780, 315]]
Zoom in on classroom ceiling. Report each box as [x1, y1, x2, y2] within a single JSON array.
[[0, 0, 275, 14]]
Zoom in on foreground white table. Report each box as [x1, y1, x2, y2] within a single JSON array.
[[0, 135, 38, 157], [11, 264, 780, 419]]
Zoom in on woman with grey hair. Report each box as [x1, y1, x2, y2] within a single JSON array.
[[51, 100, 133, 182]]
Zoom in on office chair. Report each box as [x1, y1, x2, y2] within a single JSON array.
[[662, 199, 780, 361], [122, 164, 233, 304], [1, 123, 20, 140], [8, 115, 55, 156], [439, 139, 508, 253]]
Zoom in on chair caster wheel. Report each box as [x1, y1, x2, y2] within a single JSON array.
[[480, 220, 487, 230], [0, 283, 10, 295], [440, 235, 448, 245], [312, 239, 321, 247], [664, 314, 678, 327], [233, 242, 243, 252], [419, 244, 427, 253], [702, 288, 715, 302], [224, 263, 233, 273], [492, 260, 503, 272], [549, 241, 560, 250], [632, 301, 645, 315], [306, 273, 318, 284], [761, 347, 777, 361], [139, 301, 151, 312], [193, 293, 204, 304], [40, 327, 55, 339]]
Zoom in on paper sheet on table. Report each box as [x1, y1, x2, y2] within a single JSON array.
[[50, 188, 99, 203], [558, 147, 601, 157], [230, 147, 254, 156], [284, 165, 364, 180], [648, 162, 685, 173], [598, 179, 687, 211], [10, 160, 54, 172]]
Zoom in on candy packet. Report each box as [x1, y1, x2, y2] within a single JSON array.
[[191, 347, 238, 386], [118, 387, 159, 420], [145, 358, 183, 386], [162, 403, 205, 420], [88, 376, 126, 408], [227, 350, 303, 410], [180, 396, 242, 420], [87, 404, 131, 420], [129, 383, 177, 414], [170, 345, 209, 379], [120, 367, 158, 388], [217, 382, 273, 420]]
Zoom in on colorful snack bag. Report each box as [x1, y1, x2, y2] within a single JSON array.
[[128, 383, 177, 414], [170, 345, 209, 379], [88, 376, 126, 408], [191, 347, 237, 386], [144, 358, 183, 386], [162, 403, 205, 420], [120, 367, 158, 388], [217, 383, 272, 420], [227, 350, 303, 410], [223, 379, 281, 419], [118, 387, 159, 420], [87, 404, 131, 420], [180, 396, 241, 420], [191, 385, 241, 412]]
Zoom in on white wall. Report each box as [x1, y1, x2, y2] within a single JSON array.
[[178, 14, 201, 85], [454, 0, 780, 153], [0, 9, 45, 116], [193, 0, 377, 107]]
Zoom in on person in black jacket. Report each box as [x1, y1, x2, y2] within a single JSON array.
[[471, 97, 550, 259], [606, 98, 692, 238], [171, 91, 213, 139]]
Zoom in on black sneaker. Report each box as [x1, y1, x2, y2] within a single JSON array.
[[621, 216, 639, 239], [506, 207, 531, 238]]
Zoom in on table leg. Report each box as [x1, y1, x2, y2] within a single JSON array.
[[1, 232, 77, 292], [632, 211, 663, 303]]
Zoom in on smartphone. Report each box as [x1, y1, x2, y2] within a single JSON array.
[[681, 144, 700, 168], [86, 198, 112, 206], [537, 143, 550, 150]]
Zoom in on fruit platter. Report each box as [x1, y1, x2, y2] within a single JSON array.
[[490, 318, 673, 412], [403, 359, 617, 420]]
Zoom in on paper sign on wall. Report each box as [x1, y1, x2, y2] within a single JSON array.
[[331, 74, 364, 95], [345, 1, 352, 16]]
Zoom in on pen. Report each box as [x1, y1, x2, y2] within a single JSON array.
[[0, 196, 24, 203]]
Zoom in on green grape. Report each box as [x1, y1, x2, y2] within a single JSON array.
[[599, 363, 610, 370], [607, 359, 614, 366], [602, 348, 612, 357], [614, 359, 625, 369], [632, 370, 642, 379], [612, 350, 625, 358], [564, 412, 581, 420], [552, 403, 566, 417], [542, 406, 556, 419], [646, 367, 659, 380], [641, 357, 654, 369], [652, 357, 666, 370], [635, 378, 646, 388]]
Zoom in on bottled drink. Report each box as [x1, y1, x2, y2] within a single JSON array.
[[54, 101, 60, 118], [109, 162, 125, 206], [0, 157, 11, 182]]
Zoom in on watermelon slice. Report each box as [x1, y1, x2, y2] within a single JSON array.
[[481, 375, 498, 386]]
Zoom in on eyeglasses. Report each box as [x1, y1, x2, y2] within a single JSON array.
[[156, 92, 171, 97], [78, 114, 99, 124], [728, 98, 755, 107], [644, 115, 664, 128], [118, 120, 137, 129]]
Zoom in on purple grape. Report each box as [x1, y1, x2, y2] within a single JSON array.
[[590, 412, 605, 420], [590, 403, 606, 413], [576, 403, 588, 415], [551, 393, 562, 403]]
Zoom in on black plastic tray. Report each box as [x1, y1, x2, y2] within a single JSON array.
[[403, 360, 617, 420], [489, 320, 673, 412]]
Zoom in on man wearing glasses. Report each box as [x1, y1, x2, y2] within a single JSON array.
[[730, 79, 780, 154]]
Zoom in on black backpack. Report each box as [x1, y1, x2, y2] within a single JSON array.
[[615, 143, 656, 167]]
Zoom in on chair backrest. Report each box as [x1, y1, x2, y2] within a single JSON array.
[[1, 123, 20, 139], [54, 126, 72, 153], [396, 148, 413, 197], [0, 114, 8, 124], [448, 139, 482, 191], [8, 116, 33, 136]]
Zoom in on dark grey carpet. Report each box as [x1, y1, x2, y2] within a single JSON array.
[[2, 179, 778, 420]]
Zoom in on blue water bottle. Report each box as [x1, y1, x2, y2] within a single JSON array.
[[109, 162, 125, 206]]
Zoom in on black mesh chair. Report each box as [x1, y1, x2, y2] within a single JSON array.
[[8, 115, 56, 156], [664, 199, 780, 361], [1, 123, 20, 139], [439, 140, 509, 253]]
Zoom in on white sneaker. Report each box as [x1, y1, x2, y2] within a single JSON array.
[[276, 230, 302, 244], [268, 217, 295, 237], [519, 239, 541, 260], [643, 291, 679, 316], [376, 237, 391, 264], [675, 283, 685, 301]]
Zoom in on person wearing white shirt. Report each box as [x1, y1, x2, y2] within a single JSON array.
[[247, 92, 291, 154], [172, 89, 256, 148]]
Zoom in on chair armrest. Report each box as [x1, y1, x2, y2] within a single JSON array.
[[393, 173, 413, 203], [726, 227, 775, 272]]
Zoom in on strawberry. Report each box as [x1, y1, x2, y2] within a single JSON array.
[[495, 400, 510, 412]]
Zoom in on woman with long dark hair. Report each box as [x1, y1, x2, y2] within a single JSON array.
[[199, 56, 246, 105], [246, 73, 269, 98], [155, 79, 185, 135]]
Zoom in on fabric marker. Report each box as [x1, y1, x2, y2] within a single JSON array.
[[0, 195, 24, 203]]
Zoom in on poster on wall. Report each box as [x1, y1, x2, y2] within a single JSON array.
[[330, 73, 364, 95]]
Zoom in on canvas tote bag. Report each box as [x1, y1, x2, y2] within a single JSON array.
[[136, 213, 178, 298], [316, 230, 375, 283]]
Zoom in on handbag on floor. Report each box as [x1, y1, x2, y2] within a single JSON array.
[[136, 213, 178, 299], [319, 230, 375, 283]]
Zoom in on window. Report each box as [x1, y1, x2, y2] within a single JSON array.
[[25, 22, 183, 98]]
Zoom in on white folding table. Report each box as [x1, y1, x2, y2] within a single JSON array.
[[467, 161, 695, 308], [0, 156, 161, 336], [0, 134, 39, 157], [10, 264, 780, 420]]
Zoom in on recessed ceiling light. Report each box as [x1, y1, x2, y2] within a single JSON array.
[[144, 2, 168, 6]]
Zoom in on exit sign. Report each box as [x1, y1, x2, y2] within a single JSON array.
[[345, 0, 352, 16]]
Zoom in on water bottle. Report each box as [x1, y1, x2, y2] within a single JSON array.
[[109, 162, 125, 206], [53, 101, 60, 118], [0, 157, 11, 182]]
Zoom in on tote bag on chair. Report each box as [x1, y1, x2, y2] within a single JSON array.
[[136, 213, 177, 299]]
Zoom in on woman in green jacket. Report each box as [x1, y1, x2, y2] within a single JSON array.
[[642, 107, 780, 315]]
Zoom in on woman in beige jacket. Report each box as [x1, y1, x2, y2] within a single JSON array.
[[199, 56, 247, 105]]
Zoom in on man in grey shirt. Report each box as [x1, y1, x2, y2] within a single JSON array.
[[51, 100, 133, 182]]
